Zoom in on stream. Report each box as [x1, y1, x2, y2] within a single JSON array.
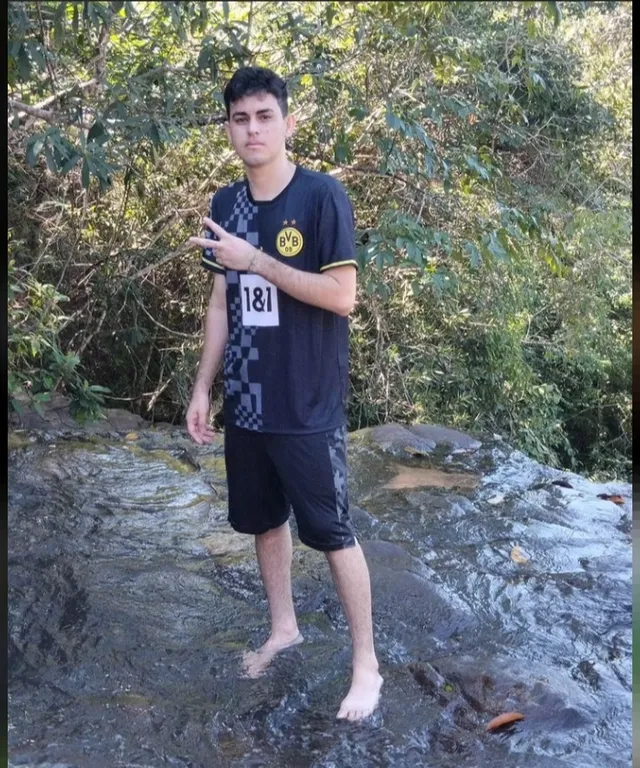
[[8, 422, 632, 767]]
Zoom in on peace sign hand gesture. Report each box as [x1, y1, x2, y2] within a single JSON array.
[[189, 217, 262, 272]]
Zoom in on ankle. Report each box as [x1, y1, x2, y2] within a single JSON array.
[[353, 652, 379, 674], [271, 623, 299, 640]]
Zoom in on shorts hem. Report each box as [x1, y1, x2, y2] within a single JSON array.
[[297, 534, 357, 552], [228, 515, 290, 536]]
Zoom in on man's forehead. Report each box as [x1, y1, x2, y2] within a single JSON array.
[[230, 92, 279, 116]]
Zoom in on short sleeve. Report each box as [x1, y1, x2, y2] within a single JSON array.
[[315, 182, 358, 272], [200, 194, 225, 274]]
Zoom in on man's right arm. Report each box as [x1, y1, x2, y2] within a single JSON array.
[[186, 273, 227, 444], [193, 272, 228, 395]]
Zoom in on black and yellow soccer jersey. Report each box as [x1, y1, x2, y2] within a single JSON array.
[[201, 165, 358, 434]]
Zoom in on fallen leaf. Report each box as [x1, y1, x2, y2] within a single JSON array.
[[125, 432, 139, 441], [510, 546, 530, 565], [487, 494, 505, 505], [597, 493, 624, 506], [384, 466, 478, 491], [486, 712, 525, 731]]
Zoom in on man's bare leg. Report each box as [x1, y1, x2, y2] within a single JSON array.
[[326, 541, 383, 721], [241, 521, 303, 678]]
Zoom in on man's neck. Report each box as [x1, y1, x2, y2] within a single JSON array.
[[245, 155, 296, 201]]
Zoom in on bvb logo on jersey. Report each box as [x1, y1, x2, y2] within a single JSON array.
[[276, 220, 304, 257]]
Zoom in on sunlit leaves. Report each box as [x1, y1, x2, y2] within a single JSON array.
[[6, 1, 631, 472], [484, 231, 509, 262], [464, 154, 491, 181], [464, 241, 482, 269], [544, 1, 562, 28]]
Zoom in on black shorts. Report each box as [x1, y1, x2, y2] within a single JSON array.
[[223, 423, 357, 552]]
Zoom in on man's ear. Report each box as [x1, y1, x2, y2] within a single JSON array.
[[285, 113, 297, 137], [224, 120, 231, 143]]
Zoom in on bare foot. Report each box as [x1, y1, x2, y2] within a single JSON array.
[[336, 664, 383, 722], [241, 631, 304, 679]]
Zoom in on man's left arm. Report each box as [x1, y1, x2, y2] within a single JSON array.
[[250, 253, 356, 316], [189, 217, 357, 316]]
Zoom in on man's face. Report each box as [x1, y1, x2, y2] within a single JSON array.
[[225, 92, 295, 168]]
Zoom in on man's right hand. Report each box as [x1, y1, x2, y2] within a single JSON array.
[[186, 389, 216, 445]]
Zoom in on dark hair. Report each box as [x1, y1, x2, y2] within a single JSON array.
[[223, 66, 288, 118]]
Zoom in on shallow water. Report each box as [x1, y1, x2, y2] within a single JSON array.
[[8, 428, 632, 767]]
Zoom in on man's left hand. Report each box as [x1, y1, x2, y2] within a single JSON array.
[[188, 217, 259, 271]]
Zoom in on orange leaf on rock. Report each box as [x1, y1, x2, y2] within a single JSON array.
[[597, 493, 625, 505], [486, 712, 525, 731], [510, 546, 530, 565], [384, 465, 479, 491]]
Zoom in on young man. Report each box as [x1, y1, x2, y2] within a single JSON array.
[[186, 66, 382, 722]]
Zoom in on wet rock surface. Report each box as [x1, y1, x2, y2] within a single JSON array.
[[8, 414, 632, 767], [367, 423, 481, 459]]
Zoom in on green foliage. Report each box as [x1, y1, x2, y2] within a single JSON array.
[[8, 248, 109, 423], [7, 1, 631, 479]]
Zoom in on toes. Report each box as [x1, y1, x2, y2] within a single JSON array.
[[337, 695, 380, 722], [347, 705, 375, 722], [337, 703, 367, 721]]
